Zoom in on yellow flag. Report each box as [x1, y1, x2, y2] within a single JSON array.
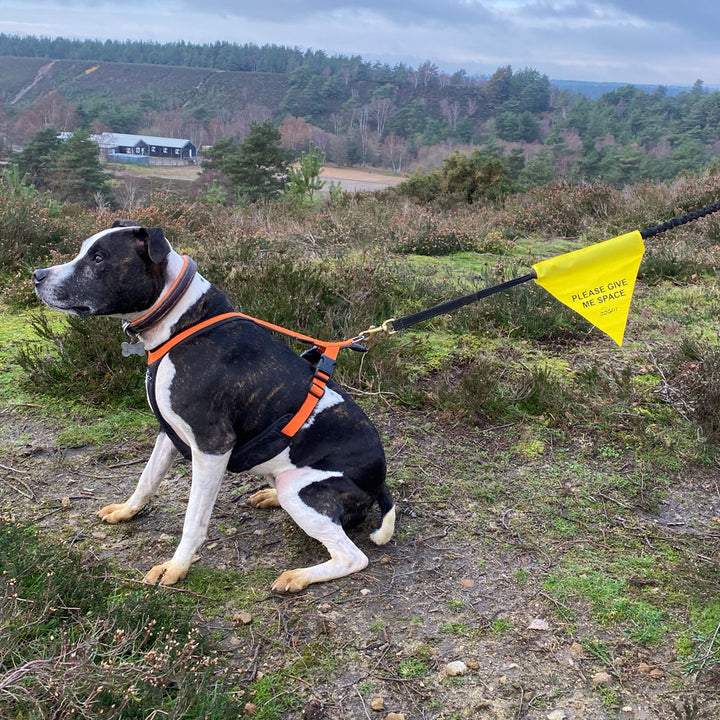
[[532, 230, 645, 346]]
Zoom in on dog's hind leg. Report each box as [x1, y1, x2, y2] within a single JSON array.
[[143, 447, 231, 586], [270, 468, 369, 593], [248, 485, 280, 509], [98, 432, 177, 524]]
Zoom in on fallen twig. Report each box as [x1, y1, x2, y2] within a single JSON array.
[[0, 462, 29, 475], [0, 477, 36, 500]]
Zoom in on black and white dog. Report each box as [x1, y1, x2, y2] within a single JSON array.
[[33, 221, 395, 592]]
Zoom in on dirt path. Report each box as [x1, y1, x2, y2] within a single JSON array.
[[2, 399, 717, 720], [319, 167, 404, 192]]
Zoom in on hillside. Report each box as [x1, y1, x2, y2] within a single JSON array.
[[2, 34, 720, 187], [0, 56, 290, 115]]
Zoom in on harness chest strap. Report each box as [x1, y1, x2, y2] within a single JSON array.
[[146, 312, 355, 438]]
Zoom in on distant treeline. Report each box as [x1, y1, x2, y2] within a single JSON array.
[[0, 33, 447, 80], [2, 33, 720, 189]]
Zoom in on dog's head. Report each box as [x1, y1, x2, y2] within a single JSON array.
[[33, 220, 172, 317]]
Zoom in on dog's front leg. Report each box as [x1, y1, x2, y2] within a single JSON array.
[[98, 432, 177, 524], [143, 448, 231, 586]]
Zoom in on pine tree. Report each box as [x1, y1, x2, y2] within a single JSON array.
[[286, 142, 326, 203], [14, 125, 62, 189], [226, 121, 292, 203], [50, 129, 111, 205]]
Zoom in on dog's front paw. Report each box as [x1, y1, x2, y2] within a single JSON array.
[[248, 488, 280, 509], [97, 502, 137, 523], [272, 569, 311, 593], [142, 561, 188, 586]]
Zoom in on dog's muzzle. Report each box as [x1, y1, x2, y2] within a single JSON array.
[[33, 268, 50, 289]]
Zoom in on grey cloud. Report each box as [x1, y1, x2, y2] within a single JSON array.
[[176, 0, 494, 27]]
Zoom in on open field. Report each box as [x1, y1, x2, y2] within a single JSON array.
[[108, 161, 404, 194], [1, 182, 720, 719]]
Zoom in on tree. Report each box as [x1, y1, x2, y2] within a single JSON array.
[[279, 116, 311, 153], [49, 129, 111, 205], [13, 126, 110, 206], [14, 125, 62, 188], [204, 121, 292, 203], [286, 142, 326, 204], [381, 132, 407, 173]]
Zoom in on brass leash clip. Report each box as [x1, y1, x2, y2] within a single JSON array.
[[355, 318, 397, 342]]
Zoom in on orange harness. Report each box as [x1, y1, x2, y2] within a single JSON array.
[[146, 311, 364, 438]]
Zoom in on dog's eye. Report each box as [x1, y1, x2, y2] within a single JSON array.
[[93, 253, 104, 264]]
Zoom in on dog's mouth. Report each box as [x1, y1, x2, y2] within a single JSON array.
[[45, 302, 92, 315]]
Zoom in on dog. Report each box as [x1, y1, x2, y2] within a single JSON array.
[[33, 221, 395, 591]]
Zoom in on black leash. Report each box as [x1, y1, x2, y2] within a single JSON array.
[[640, 199, 720, 239], [391, 272, 537, 332], [378, 201, 720, 336]]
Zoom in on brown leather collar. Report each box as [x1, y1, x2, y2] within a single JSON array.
[[123, 255, 197, 338]]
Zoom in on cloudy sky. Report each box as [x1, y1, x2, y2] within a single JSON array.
[[0, 0, 718, 87]]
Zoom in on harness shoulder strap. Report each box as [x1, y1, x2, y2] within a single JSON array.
[[145, 312, 364, 439]]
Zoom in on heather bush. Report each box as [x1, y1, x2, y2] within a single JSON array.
[[0, 185, 86, 272], [501, 179, 619, 238], [0, 518, 243, 720], [17, 313, 147, 409], [668, 336, 720, 442], [8, 171, 720, 427]]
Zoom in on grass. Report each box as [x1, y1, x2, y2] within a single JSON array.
[[543, 568, 669, 644]]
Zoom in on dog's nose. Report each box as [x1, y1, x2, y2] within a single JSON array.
[[33, 268, 48, 286]]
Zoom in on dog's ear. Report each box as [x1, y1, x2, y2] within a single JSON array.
[[134, 227, 171, 264], [111, 218, 139, 228]]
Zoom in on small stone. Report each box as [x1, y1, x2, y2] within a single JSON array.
[[570, 641, 584, 656], [546, 710, 568, 720], [244, 702, 257, 716], [370, 697, 385, 711], [637, 662, 651, 674], [592, 671, 612, 685], [233, 611, 252, 625], [460, 578, 475, 588], [360, 588, 372, 596], [649, 668, 664, 679], [445, 660, 467, 677], [527, 618, 549, 631], [319, 603, 332, 613], [385, 714, 405, 720]]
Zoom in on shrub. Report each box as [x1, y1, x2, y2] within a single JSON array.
[[397, 150, 514, 207], [16, 313, 147, 409], [669, 336, 720, 442], [435, 351, 581, 424], [638, 241, 707, 284], [502, 179, 618, 238], [0, 186, 83, 272]]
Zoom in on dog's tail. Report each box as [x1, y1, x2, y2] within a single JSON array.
[[369, 484, 395, 546]]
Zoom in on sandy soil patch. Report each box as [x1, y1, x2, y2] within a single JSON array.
[[113, 163, 404, 193]]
